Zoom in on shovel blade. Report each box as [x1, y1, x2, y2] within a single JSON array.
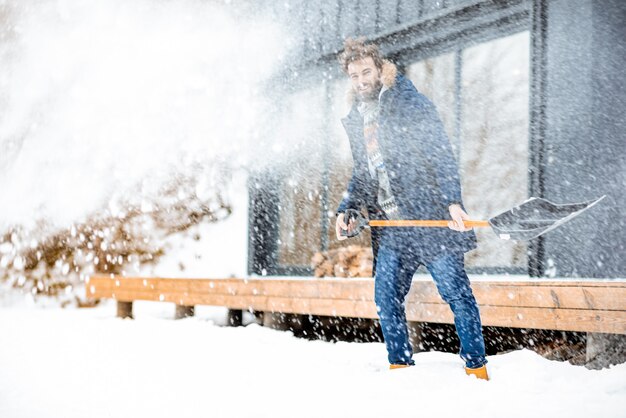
[[488, 195, 606, 241]]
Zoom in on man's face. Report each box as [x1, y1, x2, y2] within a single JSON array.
[[347, 57, 382, 101]]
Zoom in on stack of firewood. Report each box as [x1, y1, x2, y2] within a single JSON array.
[[311, 245, 373, 278]]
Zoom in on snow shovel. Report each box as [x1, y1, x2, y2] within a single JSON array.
[[339, 195, 605, 241]]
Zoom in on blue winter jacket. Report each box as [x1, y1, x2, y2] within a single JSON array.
[[336, 62, 477, 264]]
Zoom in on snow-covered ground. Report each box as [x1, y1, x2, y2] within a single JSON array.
[[0, 301, 624, 418]]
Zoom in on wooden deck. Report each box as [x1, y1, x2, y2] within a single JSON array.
[[86, 275, 626, 335]]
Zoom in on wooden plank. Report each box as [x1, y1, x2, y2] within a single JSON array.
[[193, 279, 374, 300], [86, 275, 626, 334], [89, 276, 375, 301], [86, 277, 114, 293], [304, 298, 355, 316], [188, 279, 259, 296], [95, 287, 626, 334], [406, 282, 626, 311], [87, 275, 626, 299], [88, 276, 626, 311], [473, 280, 626, 288], [272, 276, 626, 288], [186, 294, 268, 310], [404, 303, 626, 334], [88, 274, 626, 287], [485, 285, 626, 311]]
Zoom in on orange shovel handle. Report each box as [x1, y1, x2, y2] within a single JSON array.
[[369, 220, 490, 228]]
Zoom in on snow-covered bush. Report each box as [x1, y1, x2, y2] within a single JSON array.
[[0, 163, 233, 305]]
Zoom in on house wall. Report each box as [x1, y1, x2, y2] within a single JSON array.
[[539, 0, 625, 277], [249, 0, 626, 278]]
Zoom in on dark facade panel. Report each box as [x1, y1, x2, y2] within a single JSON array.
[[358, 0, 380, 36], [248, 175, 281, 276], [422, 0, 448, 15], [337, 0, 360, 41], [378, 0, 529, 62], [378, 0, 400, 30], [293, 0, 488, 64], [527, 0, 548, 277], [301, 1, 324, 61], [541, 0, 625, 277], [397, 0, 423, 23], [318, 0, 341, 55]]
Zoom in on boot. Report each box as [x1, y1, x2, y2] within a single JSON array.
[[465, 365, 489, 380], [389, 364, 412, 370]]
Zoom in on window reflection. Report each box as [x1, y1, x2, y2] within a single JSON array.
[[271, 30, 530, 273], [275, 86, 325, 266], [326, 79, 372, 252], [461, 31, 529, 269], [406, 31, 530, 269], [407, 52, 457, 147]]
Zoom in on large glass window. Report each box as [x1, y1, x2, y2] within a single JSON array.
[[259, 30, 531, 275], [325, 79, 372, 252], [406, 52, 457, 149], [407, 31, 530, 270], [273, 85, 326, 267], [460, 31, 529, 270]]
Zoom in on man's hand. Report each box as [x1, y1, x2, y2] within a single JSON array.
[[448, 204, 473, 232], [335, 213, 353, 241]]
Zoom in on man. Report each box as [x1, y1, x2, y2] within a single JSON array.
[[335, 38, 488, 380]]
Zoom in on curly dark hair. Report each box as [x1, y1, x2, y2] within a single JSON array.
[[337, 37, 384, 73]]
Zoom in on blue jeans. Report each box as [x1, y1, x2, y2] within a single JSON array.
[[374, 245, 487, 369]]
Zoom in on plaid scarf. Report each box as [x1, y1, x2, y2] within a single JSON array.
[[357, 99, 399, 219]]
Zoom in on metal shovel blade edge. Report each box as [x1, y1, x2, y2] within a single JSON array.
[[487, 195, 606, 241]]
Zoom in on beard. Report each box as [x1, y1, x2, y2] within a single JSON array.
[[356, 79, 383, 102]]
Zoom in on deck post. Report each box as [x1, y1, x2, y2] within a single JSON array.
[[227, 309, 243, 326], [586, 332, 626, 369], [117, 301, 133, 319], [252, 310, 264, 325], [175, 305, 195, 319]]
